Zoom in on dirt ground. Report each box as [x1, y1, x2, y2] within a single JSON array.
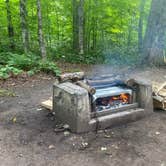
[[0, 65, 166, 166]]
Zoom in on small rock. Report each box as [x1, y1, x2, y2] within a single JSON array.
[[64, 131, 70, 136], [101, 147, 107, 151], [78, 142, 89, 150], [81, 142, 88, 147], [63, 124, 70, 129], [155, 131, 160, 135], [48, 145, 55, 149], [104, 134, 111, 138], [18, 153, 23, 157], [37, 108, 43, 111]]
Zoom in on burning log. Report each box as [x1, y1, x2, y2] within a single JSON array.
[[58, 72, 85, 82], [76, 81, 96, 95]]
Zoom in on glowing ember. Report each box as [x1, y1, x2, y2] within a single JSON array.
[[96, 93, 130, 112]]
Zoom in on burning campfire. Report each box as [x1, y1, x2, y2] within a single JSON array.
[[95, 93, 131, 112], [53, 72, 153, 133]]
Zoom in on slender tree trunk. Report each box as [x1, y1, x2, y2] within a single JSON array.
[[127, 26, 132, 49], [78, 0, 84, 54], [20, 0, 29, 53], [6, 0, 15, 50], [72, 0, 79, 52], [138, 0, 145, 53], [92, 18, 97, 50], [72, 0, 84, 54], [37, 0, 46, 59], [143, 0, 166, 65]]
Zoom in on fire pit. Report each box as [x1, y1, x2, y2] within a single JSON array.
[[53, 73, 153, 133]]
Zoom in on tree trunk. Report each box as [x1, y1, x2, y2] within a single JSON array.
[[6, 0, 15, 50], [72, 0, 84, 54], [92, 17, 97, 50], [37, 0, 46, 59], [138, 0, 145, 53], [78, 0, 84, 54], [20, 0, 29, 54], [72, 0, 79, 52], [143, 0, 166, 65]]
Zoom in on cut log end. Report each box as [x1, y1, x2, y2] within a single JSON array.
[[58, 72, 85, 83]]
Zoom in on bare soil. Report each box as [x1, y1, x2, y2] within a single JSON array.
[[0, 65, 166, 166]]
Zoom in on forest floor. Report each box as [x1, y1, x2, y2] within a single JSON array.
[[0, 64, 166, 166]]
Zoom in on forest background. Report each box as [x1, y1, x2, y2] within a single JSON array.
[[0, 0, 166, 79]]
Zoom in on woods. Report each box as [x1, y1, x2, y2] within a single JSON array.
[[0, 0, 166, 75]]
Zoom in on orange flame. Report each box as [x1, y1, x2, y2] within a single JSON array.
[[120, 93, 129, 103]]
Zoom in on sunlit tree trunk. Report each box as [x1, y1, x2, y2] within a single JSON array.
[[6, 0, 15, 50], [37, 0, 46, 59], [20, 0, 29, 53], [138, 0, 145, 53], [143, 0, 166, 65]]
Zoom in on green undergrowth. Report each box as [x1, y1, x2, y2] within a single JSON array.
[[0, 52, 61, 79]]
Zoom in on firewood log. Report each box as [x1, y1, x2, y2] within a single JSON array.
[[76, 81, 96, 95], [58, 72, 85, 82]]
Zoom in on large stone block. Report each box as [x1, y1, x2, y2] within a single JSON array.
[[53, 82, 91, 133]]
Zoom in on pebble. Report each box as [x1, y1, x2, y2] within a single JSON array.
[[64, 131, 70, 136], [155, 131, 160, 135], [101, 147, 107, 151], [48, 145, 55, 149]]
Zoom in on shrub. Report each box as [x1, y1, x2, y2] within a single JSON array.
[[0, 52, 61, 79], [0, 65, 22, 79]]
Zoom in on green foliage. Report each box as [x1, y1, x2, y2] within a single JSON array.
[[38, 61, 61, 76], [8, 53, 39, 70], [0, 52, 13, 65], [0, 0, 152, 65], [0, 65, 22, 79], [0, 52, 60, 79]]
